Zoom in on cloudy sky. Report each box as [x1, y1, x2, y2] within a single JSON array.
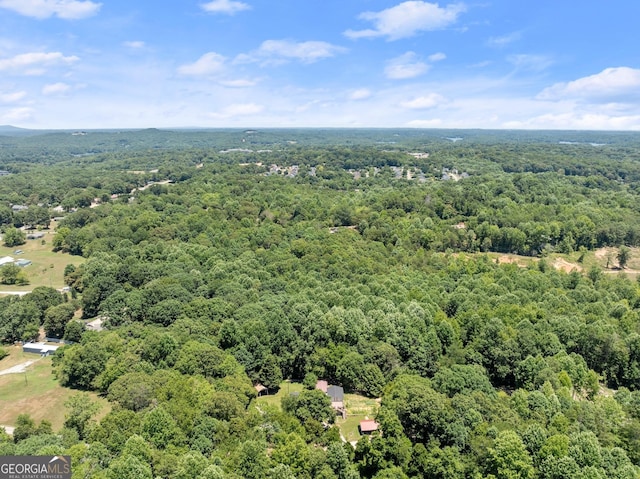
[[0, 0, 639, 130]]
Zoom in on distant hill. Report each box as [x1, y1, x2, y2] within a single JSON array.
[[0, 125, 46, 137]]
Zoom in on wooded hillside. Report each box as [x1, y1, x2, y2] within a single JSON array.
[[1, 129, 640, 478]]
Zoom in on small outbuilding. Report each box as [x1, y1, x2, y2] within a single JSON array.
[[254, 384, 268, 396], [22, 342, 60, 356], [359, 420, 379, 434]]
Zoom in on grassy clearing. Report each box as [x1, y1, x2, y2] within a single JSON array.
[[0, 345, 108, 430], [0, 346, 35, 369], [255, 380, 303, 408], [256, 381, 379, 443], [336, 416, 366, 443], [0, 228, 85, 292], [337, 393, 379, 443], [344, 393, 379, 417]]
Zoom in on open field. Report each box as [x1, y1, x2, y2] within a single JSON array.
[[479, 247, 640, 280], [256, 381, 379, 443], [0, 345, 108, 430], [0, 228, 85, 293]]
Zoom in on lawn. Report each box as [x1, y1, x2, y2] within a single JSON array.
[[0, 227, 85, 292], [0, 345, 108, 430], [336, 415, 367, 443], [255, 380, 304, 408], [256, 381, 379, 444], [337, 393, 379, 443]]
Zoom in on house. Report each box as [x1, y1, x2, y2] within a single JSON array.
[[22, 342, 60, 356], [316, 380, 346, 419], [359, 420, 379, 435], [327, 385, 344, 408]]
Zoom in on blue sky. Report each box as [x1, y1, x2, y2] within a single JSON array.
[[0, 0, 639, 130]]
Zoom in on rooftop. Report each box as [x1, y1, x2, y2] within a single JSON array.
[[359, 420, 379, 433]]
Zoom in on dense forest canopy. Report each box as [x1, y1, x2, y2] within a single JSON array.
[[1, 128, 640, 478]]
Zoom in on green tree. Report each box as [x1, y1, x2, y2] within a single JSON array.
[[258, 354, 283, 390], [63, 320, 85, 342], [43, 303, 76, 338], [617, 246, 631, 269], [64, 393, 102, 440], [0, 299, 39, 342], [54, 342, 108, 390], [271, 433, 310, 477], [174, 451, 210, 479], [282, 389, 336, 425], [24, 286, 64, 323], [12, 414, 36, 443], [235, 440, 271, 479], [106, 455, 152, 479], [3, 227, 26, 247], [409, 442, 465, 479], [141, 406, 185, 449], [0, 263, 27, 285], [487, 430, 535, 479], [121, 434, 152, 463]]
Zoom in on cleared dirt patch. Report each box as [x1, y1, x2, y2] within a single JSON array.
[[553, 257, 582, 273], [497, 255, 529, 267]]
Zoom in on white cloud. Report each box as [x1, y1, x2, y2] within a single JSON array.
[[123, 41, 145, 49], [201, 0, 250, 15], [428, 52, 446, 62], [1, 107, 34, 122], [507, 54, 553, 72], [385, 52, 429, 79], [349, 89, 372, 101], [401, 93, 446, 109], [0, 90, 27, 103], [487, 32, 521, 48], [406, 118, 444, 127], [538, 67, 640, 101], [0, 0, 101, 19], [503, 113, 640, 131], [345, 1, 466, 41], [0, 52, 79, 75], [240, 40, 347, 65], [218, 79, 258, 88], [469, 60, 491, 68], [209, 102, 264, 118], [178, 52, 227, 76], [42, 82, 71, 95]]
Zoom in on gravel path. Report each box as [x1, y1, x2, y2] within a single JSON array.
[[0, 360, 37, 376]]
